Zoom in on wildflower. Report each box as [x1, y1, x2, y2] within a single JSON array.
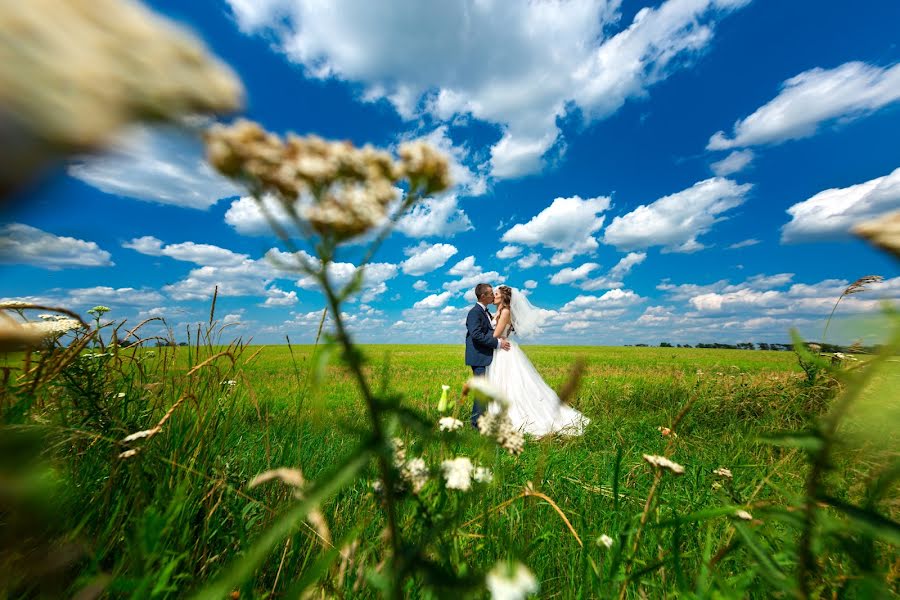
[[713, 467, 733, 479], [115, 392, 126, 399], [438, 417, 464, 432], [121, 427, 160, 443], [88, 305, 111, 316], [118, 449, 139, 459], [597, 534, 614, 549], [221, 379, 237, 387], [438, 384, 451, 412], [401, 457, 429, 494], [734, 510, 753, 521], [0, 0, 243, 190], [473, 466, 494, 484], [854, 211, 900, 258], [657, 426, 676, 437], [21, 318, 83, 338], [390, 437, 406, 467], [642, 454, 685, 475], [371, 480, 384, 495], [485, 561, 539, 600], [441, 457, 474, 491], [398, 140, 452, 195], [711, 481, 723, 491], [478, 412, 525, 456], [38, 314, 62, 321]]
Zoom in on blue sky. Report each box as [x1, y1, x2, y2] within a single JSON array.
[[2, 0, 899, 345]]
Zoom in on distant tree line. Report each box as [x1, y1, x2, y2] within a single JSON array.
[[622, 341, 883, 353]]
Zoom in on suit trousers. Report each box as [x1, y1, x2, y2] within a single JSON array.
[[470, 365, 486, 428]]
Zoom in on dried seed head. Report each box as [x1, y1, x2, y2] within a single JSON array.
[[854, 211, 900, 259], [642, 454, 685, 475], [843, 275, 883, 296]]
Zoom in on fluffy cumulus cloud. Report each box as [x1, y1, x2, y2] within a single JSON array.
[[295, 254, 399, 302], [549, 262, 600, 285], [524, 280, 538, 289], [710, 149, 754, 176], [263, 287, 299, 307], [68, 125, 241, 209], [0, 223, 113, 269], [66, 286, 165, 307], [708, 62, 900, 150], [413, 291, 453, 309], [227, 0, 750, 178], [123, 236, 248, 266], [412, 280, 429, 291], [401, 241, 458, 276], [603, 178, 752, 252], [503, 195, 611, 262], [395, 195, 473, 238], [781, 167, 900, 243], [579, 251, 647, 290], [496, 245, 522, 260]]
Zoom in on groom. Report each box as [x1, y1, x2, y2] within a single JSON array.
[[465, 283, 510, 428]]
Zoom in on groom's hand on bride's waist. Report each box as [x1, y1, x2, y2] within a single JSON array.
[[499, 338, 511, 351]]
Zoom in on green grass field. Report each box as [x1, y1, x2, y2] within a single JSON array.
[[2, 340, 898, 598]]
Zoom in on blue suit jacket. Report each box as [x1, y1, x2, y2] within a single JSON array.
[[465, 304, 499, 367]]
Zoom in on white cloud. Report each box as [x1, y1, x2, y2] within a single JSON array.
[[524, 280, 538, 290], [123, 236, 248, 266], [263, 287, 299, 307], [0, 223, 113, 269], [503, 195, 610, 258], [708, 62, 900, 150], [516, 253, 543, 270], [67, 286, 165, 306], [400, 241, 458, 276], [781, 167, 900, 243], [412, 280, 429, 291], [710, 149, 753, 176], [603, 178, 752, 252], [728, 238, 760, 249], [68, 124, 240, 209], [228, 0, 749, 178], [561, 289, 645, 311], [164, 257, 282, 301], [296, 258, 399, 302], [447, 255, 476, 276], [580, 251, 646, 290], [414, 291, 453, 309], [496, 245, 522, 259], [549, 262, 600, 285], [395, 194, 473, 238]]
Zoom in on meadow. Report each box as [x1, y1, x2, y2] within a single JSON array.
[[3, 333, 897, 598]]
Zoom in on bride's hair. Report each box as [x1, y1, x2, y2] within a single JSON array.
[[497, 285, 515, 333]]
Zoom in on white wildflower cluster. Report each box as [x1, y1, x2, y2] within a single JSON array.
[[465, 378, 525, 456], [657, 426, 676, 438], [441, 457, 493, 491], [713, 467, 733, 479], [401, 457, 430, 494], [205, 120, 450, 241], [83, 352, 111, 359], [438, 417, 464, 432], [441, 457, 474, 491], [486, 561, 539, 600], [221, 379, 237, 387], [473, 466, 494, 484], [734, 509, 753, 521], [478, 411, 525, 456], [22, 318, 84, 338], [597, 534, 614, 549], [642, 454, 686, 475], [0, 0, 242, 189]]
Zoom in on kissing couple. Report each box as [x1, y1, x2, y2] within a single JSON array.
[[464, 283, 589, 437]]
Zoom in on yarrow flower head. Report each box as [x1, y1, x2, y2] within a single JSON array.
[[473, 466, 494, 484], [657, 426, 676, 437], [734, 509, 753, 521], [642, 454, 685, 475], [88, 305, 111, 316], [597, 534, 614, 549], [441, 456, 474, 491], [205, 120, 451, 242], [713, 467, 733, 479], [438, 417, 464, 432], [486, 561, 539, 600], [478, 411, 525, 456], [400, 457, 430, 494]]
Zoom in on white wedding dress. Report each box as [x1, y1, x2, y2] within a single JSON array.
[[485, 322, 589, 437]]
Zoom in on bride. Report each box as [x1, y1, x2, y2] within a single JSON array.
[[485, 285, 589, 437]]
